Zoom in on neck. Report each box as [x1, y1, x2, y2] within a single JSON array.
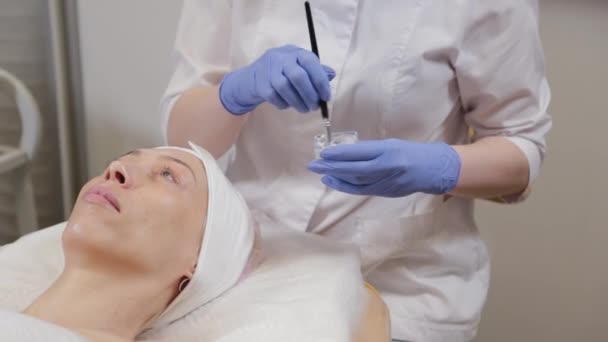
[[24, 267, 174, 340]]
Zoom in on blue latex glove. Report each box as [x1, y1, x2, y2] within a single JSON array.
[[219, 44, 336, 115], [307, 139, 462, 197]]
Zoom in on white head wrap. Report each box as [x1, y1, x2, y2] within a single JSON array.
[[151, 142, 258, 327]]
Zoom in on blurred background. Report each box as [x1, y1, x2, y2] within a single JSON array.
[[0, 0, 606, 340]]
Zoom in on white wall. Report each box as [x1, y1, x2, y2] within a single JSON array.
[[76, 1, 607, 340], [77, 0, 183, 175]]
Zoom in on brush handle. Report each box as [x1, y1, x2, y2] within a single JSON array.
[[305, 1, 330, 121]]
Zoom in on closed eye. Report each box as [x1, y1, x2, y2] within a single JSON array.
[[160, 166, 180, 184]]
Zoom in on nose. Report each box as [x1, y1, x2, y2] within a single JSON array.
[[104, 160, 132, 187]]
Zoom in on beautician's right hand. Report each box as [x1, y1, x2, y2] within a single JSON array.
[[219, 44, 336, 115]]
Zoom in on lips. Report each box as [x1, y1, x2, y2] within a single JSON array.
[[84, 186, 121, 212]]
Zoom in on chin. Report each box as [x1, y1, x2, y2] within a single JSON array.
[[62, 214, 122, 255]]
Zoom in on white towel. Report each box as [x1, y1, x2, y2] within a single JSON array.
[[151, 142, 258, 327], [139, 220, 366, 342], [0, 222, 366, 342], [0, 309, 86, 342]]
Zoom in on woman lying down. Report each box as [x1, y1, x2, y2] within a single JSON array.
[[1, 143, 388, 342]]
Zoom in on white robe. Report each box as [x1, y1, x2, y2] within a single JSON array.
[[161, 1, 551, 340]]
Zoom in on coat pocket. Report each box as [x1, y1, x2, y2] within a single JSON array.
[[354, 196, 446, 273]]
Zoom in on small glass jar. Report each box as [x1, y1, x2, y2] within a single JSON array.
[[313, 130, 359, 159]]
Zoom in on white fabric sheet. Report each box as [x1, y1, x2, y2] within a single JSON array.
[[0, 309, 86, 342]]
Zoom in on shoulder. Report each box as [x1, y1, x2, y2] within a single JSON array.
[[76, 329, 132, 342], [352, 283, 390, 342]]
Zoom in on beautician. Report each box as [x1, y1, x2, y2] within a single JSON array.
[[161, 1, 552, 341]]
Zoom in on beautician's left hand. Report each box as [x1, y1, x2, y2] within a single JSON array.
[[307, 139, 461, 197]]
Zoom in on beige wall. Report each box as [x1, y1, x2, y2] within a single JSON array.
[[474, 0, 608, 341], [75, 0, 607, 340]]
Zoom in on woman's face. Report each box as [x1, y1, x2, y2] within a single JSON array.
[[63, 148, 208, 284]]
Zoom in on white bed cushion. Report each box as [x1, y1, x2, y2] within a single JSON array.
[[0, 222, 366, 342]]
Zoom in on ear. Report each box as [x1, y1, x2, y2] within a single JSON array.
[[178, 264, 196, 293]]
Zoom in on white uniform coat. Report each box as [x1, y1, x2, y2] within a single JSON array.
[[161, 1, 552, 340]]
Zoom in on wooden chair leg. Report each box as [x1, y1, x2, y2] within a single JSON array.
[[15, 164, 38, 236]]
